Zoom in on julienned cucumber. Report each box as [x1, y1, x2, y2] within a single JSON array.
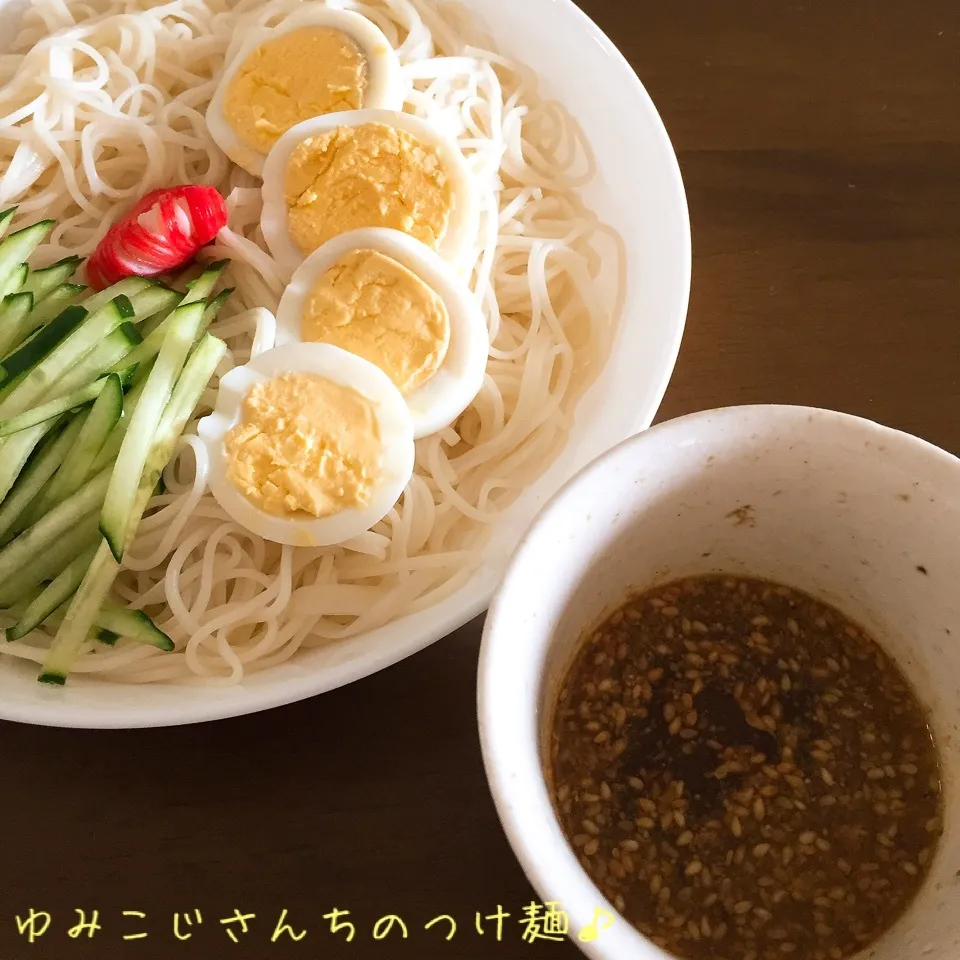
[[0, 467, 109, 592], [6, 544, 97, 640], [21, 256, 82, 302], [100, 300, 206, 561], [0, 292, 34, 357], [0, 415, 85, 544], [181, 260, 228, 306], [0, 220, 53, 295], [0, 417, 66, 505], [202, 287, 234, 331], [0, 208, 15, 241], [77, 276, 153, 317], [10, 599, 173, 652], [0, 327, 139, 501], [39, 333, 226, 682], [0, 297, 133, 420], [2, 264, 28, 299], [0, 283, 86, 361], [0, 512, 99, 608], [0, 279, 181, 423], [0, 373, 123, 438], [20, 373, 123, 526], [41, 322, 141, 404], [94, 606, 174, 651], [128, 283, 181, 323], [88, 372, 149, 477], [136, 260, 217, 339], [117, 277, 230, 379], [0, 303, 88, 383]]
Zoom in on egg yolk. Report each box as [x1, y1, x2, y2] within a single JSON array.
[[223, 27, 368, 155], [224, 372, 381, 518], [283, 123, 454, 256], [302, 249, 450, 395]]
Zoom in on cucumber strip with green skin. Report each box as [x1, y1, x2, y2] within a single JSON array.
[[0, 297, 132, 421], [7, 544, 97, 640], [180, 260, 228, 306], [29, 282, 87, 322], [21, 374, 123, 527], [0, 415, 85, 543], [202, 287, 234, 330], [0, 371, 26, 406], [128, 284, 181, 324], [0, 287, 172, 422], [87, 368, 151, 479], [94, 605, 173, 651], [39, 322, 140, 405], [75, 276, 153, 317], [39, 334, 225, 682], [2, 264, 28, 298], [0, 208, 15, 241], [21, 257, 82, 302], [0, 291, 34, 357], [39, 540, 115, 683], [136, 335, 224, 501], [0, 365, 131, 440], [0, 416, 67, 504], [0, 374, 118, 438], [0, 469, 108, 592], [0, 511, 99, 608], [100, 301, 205, 561], [0, 221, 54, 295], [0, 302, 87, 383], [0, 284, 86, 360], [12, 598, 171, 651], [117, 283, 231, 380], [138, 302, 179, 341]]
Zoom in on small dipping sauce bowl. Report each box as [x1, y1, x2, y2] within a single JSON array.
[[478, 405, 960, 960]]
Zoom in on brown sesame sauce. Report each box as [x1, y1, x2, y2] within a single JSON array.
[[549, 576, 943, 960]]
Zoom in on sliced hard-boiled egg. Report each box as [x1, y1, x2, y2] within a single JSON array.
[[260, 109, 479, 277], [275, 227, 489, 440], [197, 343, 414, 547], [205, 8, 406, 177]]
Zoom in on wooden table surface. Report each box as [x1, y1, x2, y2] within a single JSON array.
[[2, 2, 958, 958]]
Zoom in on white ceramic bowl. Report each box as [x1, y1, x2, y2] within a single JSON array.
[[479, 405, 960, 960], [0, 0, 689, 727]]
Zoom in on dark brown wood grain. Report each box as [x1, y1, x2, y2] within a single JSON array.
[[1, 2, 958, 959]]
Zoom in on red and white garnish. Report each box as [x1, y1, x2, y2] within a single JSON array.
[[86, 185, 228, 290]]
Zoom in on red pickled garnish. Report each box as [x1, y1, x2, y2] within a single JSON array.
[[86, 185, 228, 291]]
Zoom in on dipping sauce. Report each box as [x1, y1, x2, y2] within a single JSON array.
[[550, 576, 943, 960]]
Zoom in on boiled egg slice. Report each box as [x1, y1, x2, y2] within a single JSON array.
[[274, 228, 489, 440], [205, 8, 406, 177], [260, 109, 479, 277], [197, 342, 414, 547]]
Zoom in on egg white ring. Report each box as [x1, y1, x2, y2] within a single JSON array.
[[261, 109, 480, 278], [275, 228, 489, 440], [197, 342, 415, 547], [205, 8, 407, 178]]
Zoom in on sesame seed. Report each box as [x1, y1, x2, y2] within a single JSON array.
[[550, 575, 942, 960]]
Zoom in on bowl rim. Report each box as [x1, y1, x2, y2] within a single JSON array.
[[476, 402, 960, 959], [0, 0, 691, 729]]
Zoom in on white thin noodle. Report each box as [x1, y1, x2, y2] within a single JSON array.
[[0, 0, 621, 684]]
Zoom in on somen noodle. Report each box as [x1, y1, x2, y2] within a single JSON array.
[[0, 0, 620, 684]]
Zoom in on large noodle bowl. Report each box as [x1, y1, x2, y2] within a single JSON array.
[[0, 0, 620, 685]]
